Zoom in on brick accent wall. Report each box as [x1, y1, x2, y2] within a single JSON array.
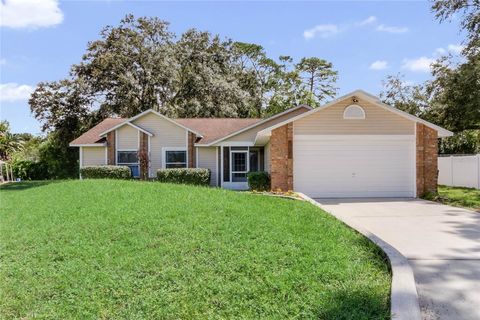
[[416, 123, 438, 196], [270, 123, 293, 191], [188, 132, 196, 168], [139, 132, 149, 179], [107, 131, 116, 165]]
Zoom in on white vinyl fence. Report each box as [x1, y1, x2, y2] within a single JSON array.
[[438, 154, 480, 189]]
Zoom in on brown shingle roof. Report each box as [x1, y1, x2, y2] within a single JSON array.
[[175, 118, 261, 144], [69, 117, 261, 146], [70, 106, 312, 146], [69, 118, 126, 145]]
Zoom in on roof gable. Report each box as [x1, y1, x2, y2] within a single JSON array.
[[126, 109, 204, 137], [257, 90, 453, 137], [202, 105, 312, 146], [69, 118, 125, 146], [99, 121, 154, 137], [175, 118, 261, 144]]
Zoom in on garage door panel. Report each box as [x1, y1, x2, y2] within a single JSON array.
[[293, 136, 415, 198]]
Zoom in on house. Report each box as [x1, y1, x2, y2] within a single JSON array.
[[70, 90, 453, 197]]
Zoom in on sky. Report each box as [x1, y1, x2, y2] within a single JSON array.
[[0, 0, 465, 134]]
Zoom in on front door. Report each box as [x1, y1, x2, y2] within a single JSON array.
[[229, 150, 249, 189]]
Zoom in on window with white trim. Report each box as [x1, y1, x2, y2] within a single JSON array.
[[165, 149, 187, 168], [117, 151, 139, 177], [343, 104, 365, 119]]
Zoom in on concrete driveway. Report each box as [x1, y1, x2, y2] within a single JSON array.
[[314, 198, 480, 320]]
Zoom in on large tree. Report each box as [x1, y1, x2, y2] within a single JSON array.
[[29, 79, 93, 177], [380, 74, 431, 117], [233, 42, 281, 117], [296, 57, 338, 107], [170, 30, 254, 118], [74, 15, 176, 117], [430, 0, 480, 131], [430, 0, 480, 153], [428, 55, 480, 132]]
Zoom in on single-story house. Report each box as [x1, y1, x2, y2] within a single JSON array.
[[70, 90, 453, 198]]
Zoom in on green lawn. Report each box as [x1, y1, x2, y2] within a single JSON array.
[[436, 185, 480, 211], [0, 180, 390, 319]]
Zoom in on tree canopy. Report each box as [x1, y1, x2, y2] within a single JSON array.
[[30, 14, 338, 129], [432, 0, 480, 57], [0, 121, 24, 161]]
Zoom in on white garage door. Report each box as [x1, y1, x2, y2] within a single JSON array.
[[294, 135, 415, 198]]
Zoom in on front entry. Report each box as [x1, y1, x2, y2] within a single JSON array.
[[229, 149, 249, 189], [221, 146, 264, 190]]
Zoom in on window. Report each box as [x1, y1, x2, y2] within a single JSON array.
[[343, 104, 365, 120], [117, 151, 139, 177], [165, 149, 187, 168]]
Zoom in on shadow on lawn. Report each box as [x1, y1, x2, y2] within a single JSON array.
[[316, 288, 390, 320], [311, 235, 391, 319], [0, 181, 58, 192]]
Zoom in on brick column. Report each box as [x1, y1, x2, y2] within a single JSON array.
[[270, 123, 293, 191], [139, 132, 149, 179], [187, 132, 196, 168], [416, 123, 438, 196], [107, 131, 116, 165]]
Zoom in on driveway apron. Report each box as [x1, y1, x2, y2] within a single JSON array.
[[314, 198, 480, 320]]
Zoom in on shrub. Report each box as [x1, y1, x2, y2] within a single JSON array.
[[247, 171, 270, 191], [38, 134, 79, 179], [421, 190, 438, 201], [157, 168, 210, 186], [438, 129, 480, 154], [11, 160, 49, 180], [80, 166, 131, 179]]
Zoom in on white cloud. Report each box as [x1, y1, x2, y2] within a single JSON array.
[[369, 60, 388, 70], [402, 57, 435, 72], [447, 44, 464, 54], [358, 16, 377, 26], [434, 47, 447, 56], [434, 44, 464, 57], [376, 24, 409, 34], [0, 83, 34, 102], [303, 24, 339, 40], [303, 17, 408, 40], [0, 0, 63, 29], [403, 44, 464, 73]]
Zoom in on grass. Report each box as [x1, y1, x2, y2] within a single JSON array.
[[431, 185, 480, 211], [0, 180, 391, 319]]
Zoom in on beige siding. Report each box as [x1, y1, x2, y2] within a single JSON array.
[[82, 147, 106, 166], [294, 98, 414, 135], [226, 108, 308, 143], [133, 113, 187, 177], [117, 125, 139, 150], [197, 147, 218, 186], [264, 142, 271, 173]]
